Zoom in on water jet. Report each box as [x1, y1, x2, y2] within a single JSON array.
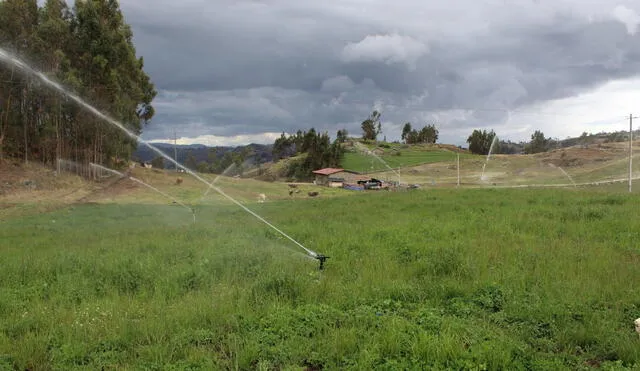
[[480, 135, 499, 181], [89, 162, 193, 212], [0, 47, 325, 263], [354, 142, 402, 184]]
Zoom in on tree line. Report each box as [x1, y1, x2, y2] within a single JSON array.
[[272, 128, 344, 180], [0, 0, 156, 171], [401, 122, 438, 144], [466, 129, 557, 155], [360, 110, 440, 144]]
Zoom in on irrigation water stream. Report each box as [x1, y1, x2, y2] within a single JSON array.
[[0, 47, 322, 261], [88, 162, 196, 221], [354, 142, 403, 184], [480, 135, 499, 181]]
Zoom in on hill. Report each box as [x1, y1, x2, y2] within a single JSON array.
[[340, 141, 470, 173], [132, 143, 273, 169], [495, 129, 640, 155]]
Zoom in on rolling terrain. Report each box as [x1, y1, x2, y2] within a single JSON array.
[[1, 144, 640, 369]]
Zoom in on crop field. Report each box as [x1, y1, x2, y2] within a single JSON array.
[[2, 185, 640, 370]]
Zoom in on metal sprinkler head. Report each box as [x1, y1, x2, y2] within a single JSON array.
[[315, 254, 329, 270]]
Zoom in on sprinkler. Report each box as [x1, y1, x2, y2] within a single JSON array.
[[315, 254, 329, 270]]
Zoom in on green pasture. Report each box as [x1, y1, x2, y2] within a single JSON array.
[[1, 188, 640, 369]]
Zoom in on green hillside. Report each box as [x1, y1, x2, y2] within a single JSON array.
[[341, 142, 474, 173]]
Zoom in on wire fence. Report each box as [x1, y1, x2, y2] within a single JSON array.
[[57, 159, 114, 180]]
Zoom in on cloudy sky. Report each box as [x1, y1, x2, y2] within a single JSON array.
[[119, 0, 640, 146]]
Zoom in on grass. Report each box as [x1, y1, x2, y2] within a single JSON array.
[[2, 186, 640, 369], [341, 143, 473, 173]]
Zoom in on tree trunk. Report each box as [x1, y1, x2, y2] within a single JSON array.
[[0, 93, 11, 163], [55, 103, 60, 173], [22, 86, 28, 164], [0, 66, 16, 162]]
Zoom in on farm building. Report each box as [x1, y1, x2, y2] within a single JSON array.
[[312, 168, 365, 187]]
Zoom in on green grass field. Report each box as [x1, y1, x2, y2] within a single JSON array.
[[341, 143, 474, 173], [2, 186, 640, 370]]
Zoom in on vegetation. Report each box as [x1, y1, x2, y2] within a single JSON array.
[[1, 188, 640, 369], [150, 156, 164, 169], [342, 143, 470, 173], [497, 139, 525, 154], [207, 146, 255, 174], [336, 129, 348, 144], [361, 110, 382, 141], [3, 2, 640, 369], [526, 130, 551, 154], [0, 0, 156, 169], [467, 129, 498, 155], [271, 128, 344, 180], [401, 122, 439, 144]]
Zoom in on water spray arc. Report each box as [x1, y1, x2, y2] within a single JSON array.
[[200, 157, 257, 203], [198, 163, 237, 204], [354, 142, 402, 184], [480, 135, 499, 181], [548, 163, 576, 188], [0, 47, 325, 265], [89, 162, 196, 220]]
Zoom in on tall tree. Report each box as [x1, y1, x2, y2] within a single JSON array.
[[466, 129, 497, 155], [0, 0, 40, 163], [361, 110, 381, 141], [526, 130, 549, 154], [336, 129, 348, 143], [271, 128, 345, 180], [401, 122, 412, 143], [0, 0, 156, 169], [418, 124, 438, 144]]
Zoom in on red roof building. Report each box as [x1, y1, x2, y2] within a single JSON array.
[[311, 168, 344, 176], [312, 168, 362, 186]]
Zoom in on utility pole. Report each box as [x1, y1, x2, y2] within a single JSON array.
[[174, 129, 178, 172], [630, 114, 638, 193], [457, 153, 460, 188]]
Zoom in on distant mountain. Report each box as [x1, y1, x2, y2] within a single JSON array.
[[133, 143, 273, 169]]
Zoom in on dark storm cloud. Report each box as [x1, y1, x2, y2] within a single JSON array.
[[118, 0, 640, 144]]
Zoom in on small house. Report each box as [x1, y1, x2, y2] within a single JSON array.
[[312, 168, 362, 187]]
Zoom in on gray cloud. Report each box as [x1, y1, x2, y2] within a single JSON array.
[[340, 33, 429, 70], [119, 0, 640, 145]]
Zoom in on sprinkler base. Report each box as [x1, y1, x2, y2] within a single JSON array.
[[315, 254, 329, 270]]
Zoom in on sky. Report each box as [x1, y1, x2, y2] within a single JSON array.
[[116, 0, 640, 147]]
